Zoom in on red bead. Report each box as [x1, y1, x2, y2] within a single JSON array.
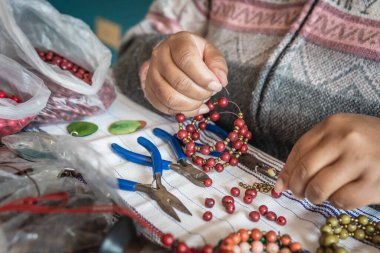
[[191, 132, 200, 140], [186, 124, 196, 133], [229, 157, 238, 166], [239, 127, 248, 136], [206, 158, 215, 167], [277, 216, 287, 226], [280, 234, 291, 246], [249, 211, 260, 222], [215, 141, 225, 152], [243, 195, 253, 204], [194, 114, 204, 121], [7, 120, 18, 127], [266, 211, 277, 221], [0, 91, 7, 98], [233, 140, 243, 149], [271, 188, 282, 198], [71, 64, 79, 73], [45, 51, 54, 61], [210, 112, 220, 121], [245, 188, 257, 199], [176, 242, 188, 253], [198, 122, 207, 130], [9, 95, 21, 103], [205, 198, 215, 208], [218, 97, 229, 108], [203, 211, 213, 221], [202, 165, 210, 173], [206, 101, 215, 111], [240, 144, 248, 153], [245, 131, 252, 140], [289, 242, 302, 252], [51, 55, 62, 65], [220, 152, 231, 162], [259, 205, 268, 215], [176, 113, 186, 123], [200, 145, 210, 155], [230, 187, 240, 197], [266, 230, 277, 243], [177, 130, 188, 140], [201, 245, 213, 253], [222, 196, 234, 206], [225, 203, 235, 214], [185, 150, 194, 157], [214, 163, 224, 173], [194, 156, 204, 166], [203, 178, 212, 187], [251, 229, 263, 241], [234, 118, 245, 128], [228, 131, 238, 141], [161, 233, 174, 247], [186, 141, 195, 151]]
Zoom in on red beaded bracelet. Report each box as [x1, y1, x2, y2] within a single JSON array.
[[176, 97, 252, 174]]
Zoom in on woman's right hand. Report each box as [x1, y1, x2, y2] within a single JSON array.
[[140, 31, 228, 116]]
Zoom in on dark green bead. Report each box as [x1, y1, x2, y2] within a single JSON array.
[[260, 237, 267, 244], [375, 222, 380, 231], [358, 215, 368, 225], [339, 214, 351, 225], [339, 229, 349, 240], [327, 217, 339, 227], [347, 224, 357, 232], [353, 229, 365, 240], [321, 225, 333, 234], [372, 235, 380, 245], [67, 121, 98, 137]]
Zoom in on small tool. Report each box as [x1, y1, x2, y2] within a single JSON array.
[[116, 137, 192, 222]]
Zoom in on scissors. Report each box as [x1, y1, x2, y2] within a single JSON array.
[[111, 128, 210, 187], [116, 136, 191, 222]]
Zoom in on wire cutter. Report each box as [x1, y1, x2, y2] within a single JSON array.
[[116, 136, 191, 222], [111, 128, 210, 187]]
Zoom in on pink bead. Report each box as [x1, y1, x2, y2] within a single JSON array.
[[251, 241, 264, 253], [279, 248, 291, 253], [266, 243, 280, 253], [239, 242, 250, 253]]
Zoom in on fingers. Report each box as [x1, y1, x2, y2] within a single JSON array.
[[145, 67, 209, 116], [153, 46, 213, 101], [203, 42, 228, 86], [169, 33, 223, 92]]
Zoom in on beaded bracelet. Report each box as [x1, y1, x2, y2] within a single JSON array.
[[176, 97, 252, 175], [318, 213, 380, 253]]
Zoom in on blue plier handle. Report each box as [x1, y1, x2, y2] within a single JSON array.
[[153, 128, 186, 161]]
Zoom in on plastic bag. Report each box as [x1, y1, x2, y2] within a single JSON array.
[[0, 0, 116, 124], [0, 55, 50, 138]]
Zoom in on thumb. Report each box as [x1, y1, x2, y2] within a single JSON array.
[[204, 42, 228, 86]]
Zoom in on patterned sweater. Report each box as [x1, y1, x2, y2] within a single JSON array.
[[114, 0, 380, 162]]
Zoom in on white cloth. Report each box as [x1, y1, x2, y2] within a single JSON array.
[[40, 93, 380, 252]]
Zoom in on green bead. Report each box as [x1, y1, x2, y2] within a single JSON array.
[[347, 224, 357, 232], [334, 247, 347, 253], [327, 217, 339, 227], [372, 235, 380, 245], [321, 225, 333, 234], [67, 121, 98, 137], [376, 222, 380, 231], [316, 247, 324, 253], [247, 237, 253, 243], [339, 229, 349, 240], [365, 225, 375, 235], [108, 120, 146, 135], [322, 235, 339, 246], [339, 214, 351, 225], [358, 215, 368, 225], [325, 247, 334, 253], [333, 227, 342, 234], [260, 237, 267, 244], [353, 229, 365, 240]]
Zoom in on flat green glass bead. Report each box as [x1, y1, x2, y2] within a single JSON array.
[[365, 225, 375, 235], [322, 235, 339, 246], [108, 120, 146, 135], [358, 215, 368, 225], [321, 225, 333, 234], [339, 229, 349, 240], [67, 122, 98, 137], [347, 224, 357, 232], [333, 227, 342, 234], [327, 217, 339, 227], [353, 229, 365, 240], [372, 235, 380, 244], [339, 214, 351, 225], [334, 247, 347, 253]]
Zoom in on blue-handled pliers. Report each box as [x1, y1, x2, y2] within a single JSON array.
[[116, 137, 191, 222], [111, 128, 210, 187]]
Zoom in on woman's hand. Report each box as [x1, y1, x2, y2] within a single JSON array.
[[141, 31, 228, 116], [275, 113, 380, 210]]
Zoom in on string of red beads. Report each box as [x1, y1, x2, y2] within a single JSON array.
[[176, 97, 252, 175]]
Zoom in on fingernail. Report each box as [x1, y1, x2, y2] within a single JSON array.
[[207, 81, 222, 92], [199, 104, 210, 114], [216, 69, 228, 86], [274, 178, 285, 193]]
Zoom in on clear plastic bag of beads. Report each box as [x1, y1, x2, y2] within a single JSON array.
[[0, 55, 51, 138], [0, 0, 116, 124]]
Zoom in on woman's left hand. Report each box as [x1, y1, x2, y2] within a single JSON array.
[[274, 113, 380, 210]]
